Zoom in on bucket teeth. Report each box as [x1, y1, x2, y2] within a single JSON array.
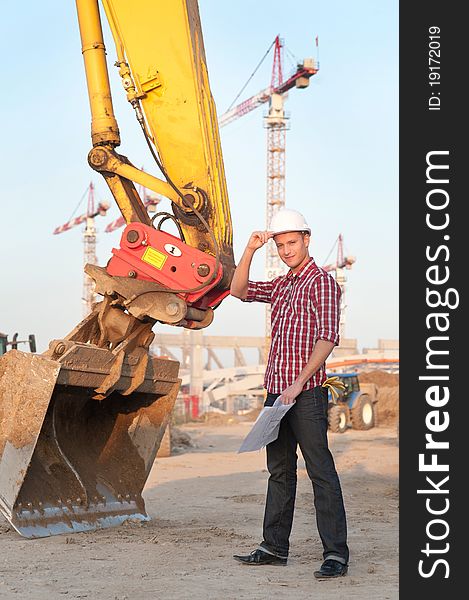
[[11, 496, 149, 538]]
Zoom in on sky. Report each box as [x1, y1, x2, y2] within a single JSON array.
[[0, 0, 398, 353]]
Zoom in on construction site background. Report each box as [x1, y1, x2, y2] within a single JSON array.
[[171, 369, 399, 430]]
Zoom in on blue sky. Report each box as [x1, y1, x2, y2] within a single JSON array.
[[0, 0, 398, 352]]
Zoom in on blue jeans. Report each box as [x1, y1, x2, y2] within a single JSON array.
[[260, 387, 349, 564]]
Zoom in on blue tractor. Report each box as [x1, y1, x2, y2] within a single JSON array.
[[326, 372, 378, 434]]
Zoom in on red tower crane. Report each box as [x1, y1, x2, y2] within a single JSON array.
[[219, 36, 318, 127], [322, 234, 356, 340], [53, 183, 109, 235], [219, 35, 319, 354], [53, 182, 110, 316], [322, 234, 356, 273]]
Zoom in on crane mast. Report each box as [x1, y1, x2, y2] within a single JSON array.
[[83, 183, 100, 315], [219, 36, 318, 357], [53, 182, 110, 316], [264, 39, 288, 349], [322, 234, 356, 340]]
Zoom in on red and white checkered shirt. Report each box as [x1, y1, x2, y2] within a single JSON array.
[[244, 258, 341, 393]]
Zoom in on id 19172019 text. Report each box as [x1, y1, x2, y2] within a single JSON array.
[[428, 26, 441, 111]]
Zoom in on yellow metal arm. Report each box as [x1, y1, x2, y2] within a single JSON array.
[[76, 0, 235, 285], [76, 0, 120, 147], [87, 146, 180, 203]]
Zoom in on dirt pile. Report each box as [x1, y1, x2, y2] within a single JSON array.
[[196, 409, 264, 425], [196, 412, 242, 426], [359, 371, 399, 426], [376, 386, 399, 426], [359, 370, 399, 387]]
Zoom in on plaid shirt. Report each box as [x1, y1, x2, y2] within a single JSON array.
[[244, 258, 341, 393]]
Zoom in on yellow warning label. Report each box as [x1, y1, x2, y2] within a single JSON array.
[[142, 246, 167, 270]]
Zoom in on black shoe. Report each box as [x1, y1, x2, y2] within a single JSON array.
[[314, 559, 348, 579], [233, 549, 287, 566]]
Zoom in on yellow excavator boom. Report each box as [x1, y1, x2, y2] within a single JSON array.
[[77, 0, 234, 288], [104, 0, 233, 257]]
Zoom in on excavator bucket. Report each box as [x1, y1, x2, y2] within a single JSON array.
[[0, 346, 180, 538]]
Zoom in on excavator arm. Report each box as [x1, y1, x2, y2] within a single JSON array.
[[0, 0, 233, 538], [76, 0, 234, 332]]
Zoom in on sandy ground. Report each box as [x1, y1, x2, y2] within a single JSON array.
[[0, 423, 398, 600]]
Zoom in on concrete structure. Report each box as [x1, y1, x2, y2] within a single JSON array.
[[152, 334, 399, 417], [363, 339, 400, 357]]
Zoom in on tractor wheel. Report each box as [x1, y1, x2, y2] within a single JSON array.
[[351, 394, 375, 430], [328, 404, 349, 434]]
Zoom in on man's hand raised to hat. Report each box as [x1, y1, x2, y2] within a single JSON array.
[[247, 231, 274, 251]]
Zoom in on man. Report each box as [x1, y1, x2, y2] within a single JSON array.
[[230, 208, 349, 579]]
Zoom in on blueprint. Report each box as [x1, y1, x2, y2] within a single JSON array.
[[238, 398, 295, 453]]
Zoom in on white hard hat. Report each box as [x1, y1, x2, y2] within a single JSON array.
[[269, 209, 311, 235]]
